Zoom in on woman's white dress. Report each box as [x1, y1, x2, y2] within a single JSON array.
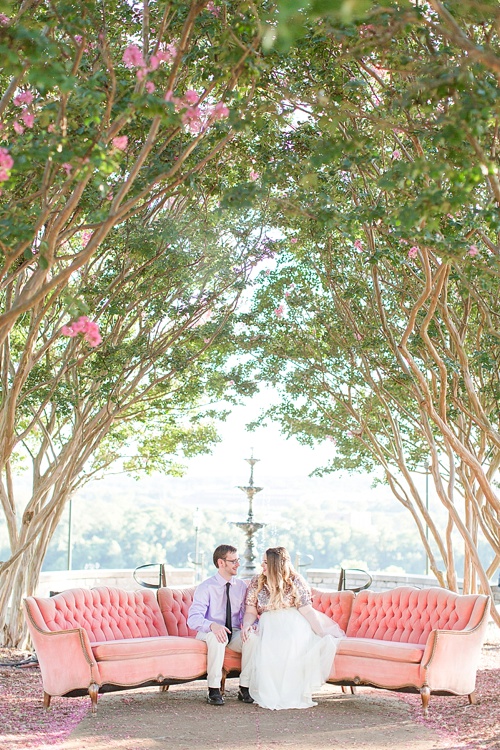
[[246, 574, 344, 710]]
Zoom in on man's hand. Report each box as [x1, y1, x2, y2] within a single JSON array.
[[210, 622, 230, 643]]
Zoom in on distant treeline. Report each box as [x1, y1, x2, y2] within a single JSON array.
[[6, 494, 487, 578]]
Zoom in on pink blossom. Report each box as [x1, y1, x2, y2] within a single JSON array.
[[227, 380, 235, 386], [47, 123, 56, 133], [181, 106, 204, 133], [326, 435, 336, 444], [468, 244, 479, 257], [392, 149, 401, 160], [354, 239, 364, 251], [13, 121, 24, 135], [62, 162, 72, 175], [206, 1, 221, 16], [265, 269, 271, 276], [123, 44, 145, 69], [408, 246, 419, 259], [162, 42, 178, 62], [152, 43, 178, 66], [61, 315, 102, 347], [145, 81, 156, 93], [183, 89, 199, 105], [355, 333, 363, 340], [21, 110, 35, 128], [275, 304, 284, 318], [81, 230, 92, 246], [13, 90, 33, 106], [290, 237, 298, 244], [74, 34, 83, 44], [149, 54, 160, 71], [0, 13, 10, 24], [211, 101, 229, 120], [112, 135, 128, 150], [249, 170, 259, 181], [0, 147, 14, 182], [136, 68, 148, 81]]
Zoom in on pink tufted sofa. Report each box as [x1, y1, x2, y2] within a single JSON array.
[[24, 584, 489, 716], [24, 586, 208, 713]]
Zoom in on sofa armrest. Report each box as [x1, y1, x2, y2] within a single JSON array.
[[421, 600, 490, 694], [24, 602, 100, 696]]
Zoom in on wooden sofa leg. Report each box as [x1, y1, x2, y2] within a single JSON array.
[[88, 682, 99, 715], [420, 686, 431, 717], [43, 692, 51, 709], [468, 691, 477, 705], [340, 686, 357, 695], [160, 684, 170, 692]]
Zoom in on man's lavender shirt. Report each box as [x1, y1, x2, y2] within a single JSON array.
[[187, 572, 248, 633]]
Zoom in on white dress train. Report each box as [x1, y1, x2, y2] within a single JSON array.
[[248, 608, 343, 710]]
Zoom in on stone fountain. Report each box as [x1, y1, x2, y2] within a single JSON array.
[[233, 452, 266, 579]]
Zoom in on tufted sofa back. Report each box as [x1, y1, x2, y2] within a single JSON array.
[[311, 588, 354, 633], [157, 586, 198, 637], [25, 586, 168, 643], [346, 586, 488, 644]]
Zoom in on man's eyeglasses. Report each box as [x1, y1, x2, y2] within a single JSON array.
[[224, 557, 240, 564]]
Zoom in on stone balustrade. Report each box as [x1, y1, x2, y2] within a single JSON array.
[[36, 566, 500, 604]]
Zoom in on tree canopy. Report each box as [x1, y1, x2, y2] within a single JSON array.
[[2, 0, 500, 643]]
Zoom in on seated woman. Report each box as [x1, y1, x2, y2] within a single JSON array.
[[241, 546, 344, 710]]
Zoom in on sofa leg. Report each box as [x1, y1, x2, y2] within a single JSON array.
[[420, 686, 431, 716], [43, 692, 51, 709], [88, 682, 99, 715], [468, 691, 477, 705], [160, 684, 170, 692], [340, 686, 357, 695], [350, 686, 357, 695]]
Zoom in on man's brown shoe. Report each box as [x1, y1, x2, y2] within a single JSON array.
[[207, 688, 224, 705], [237, 686, 254, 704]]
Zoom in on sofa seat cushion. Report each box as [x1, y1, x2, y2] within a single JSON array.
[[92, 635, 205, 662], [337, 637, 425, 664]]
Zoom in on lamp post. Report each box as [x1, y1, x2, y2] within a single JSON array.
[[193, 507, 202, 583], [425, 467, 430, 576], [67, 495, 73, 571]]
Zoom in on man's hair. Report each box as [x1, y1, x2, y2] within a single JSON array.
[[213, 544, 237, 568]]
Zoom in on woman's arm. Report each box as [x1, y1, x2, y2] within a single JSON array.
[[298, 603, 325, 634], [241, 604, 259, 642], [299, 604, 345, 638]]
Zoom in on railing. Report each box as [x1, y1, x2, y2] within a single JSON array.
[[132, 563, 167, 590]]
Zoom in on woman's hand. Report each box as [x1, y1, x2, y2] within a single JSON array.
[[241, 625, 255, 643]]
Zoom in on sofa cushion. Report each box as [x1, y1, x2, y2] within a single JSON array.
[[337, 637, 425, 664], [33, 587, 168, 643], [92, 635, 205, 661]]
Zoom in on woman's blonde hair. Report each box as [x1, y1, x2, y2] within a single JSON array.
[[258, 546, 300, 609]]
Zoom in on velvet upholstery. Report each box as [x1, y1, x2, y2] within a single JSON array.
[[24, 583, 490, 716], [24, 586, 207, 713]]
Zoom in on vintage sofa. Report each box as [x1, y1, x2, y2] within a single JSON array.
[[24, 584, 490, 716]]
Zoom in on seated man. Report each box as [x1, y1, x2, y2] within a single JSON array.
[[187, 544, 257, 705]]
